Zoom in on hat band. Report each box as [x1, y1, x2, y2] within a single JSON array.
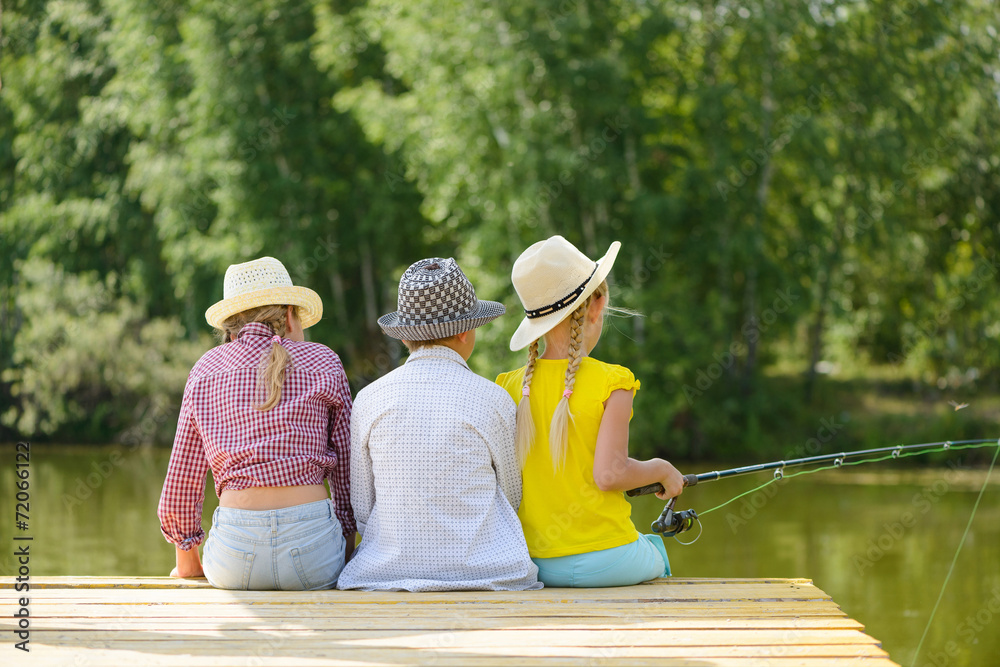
[[524, 264, 598, 320]]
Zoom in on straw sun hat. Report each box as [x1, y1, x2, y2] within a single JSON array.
[[378, 258, 505, 341], [205, 256, 323, 329], [509, 236, 621, 351]]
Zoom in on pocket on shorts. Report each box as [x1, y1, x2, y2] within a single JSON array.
[[204, 534, 255, 590], [290, 532, 344, 590]]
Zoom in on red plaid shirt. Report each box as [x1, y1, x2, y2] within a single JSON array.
[[158, 322, 356, 549]]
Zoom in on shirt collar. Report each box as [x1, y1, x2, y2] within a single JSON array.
[[237, 322, 276, 342], [404, 344, 470, 370]]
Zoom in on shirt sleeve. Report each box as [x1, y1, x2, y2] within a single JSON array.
[[157, 381, 210, 550], [603, 365, 641, 399], [326, 367, 357, 537], [602, 364, 640, 420], [348, 394, 376, 536], [489, 393, 522, 511]]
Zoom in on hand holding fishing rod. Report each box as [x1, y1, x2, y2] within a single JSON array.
[[627, 473, 699, 499], [626, 474, 700, 536]]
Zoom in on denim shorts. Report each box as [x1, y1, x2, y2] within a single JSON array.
[[203, 499, 346, 591], [531, 534, 670, 588]]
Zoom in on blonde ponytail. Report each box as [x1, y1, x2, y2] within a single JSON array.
[[217, 304, 295, 412], [255, 338, 292, 412], [514, 339, 539, 467]]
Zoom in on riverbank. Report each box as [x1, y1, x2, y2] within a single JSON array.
[[655, 369, 1000, 463]]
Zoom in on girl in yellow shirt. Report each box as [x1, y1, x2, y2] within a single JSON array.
[[496, 236, 685, 587]]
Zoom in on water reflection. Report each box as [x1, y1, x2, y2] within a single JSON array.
[[633, 465, 1000, 667], [0, 444, 216, 578], [1, 444, 997, 666]]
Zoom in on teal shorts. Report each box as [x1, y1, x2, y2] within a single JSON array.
[[531, 534, 670, 588]]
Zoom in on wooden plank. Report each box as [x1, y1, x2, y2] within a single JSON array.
[[3, 576, 817, 589], [17, 641, 890, 657], [3, 650, 901, 667], [0, 602, 851, 619], [7, 580, 829, 601], [19, 591, 834, 604], [15, 616, 866, 631], [2, 577, 827, 600], [20, 628, 882, 647], [0, 576, 898, 667], [4, 586, 833, 603]]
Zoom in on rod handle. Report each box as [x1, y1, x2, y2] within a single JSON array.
[[625, 483, 662, 497], [625, 475, 698, 497]]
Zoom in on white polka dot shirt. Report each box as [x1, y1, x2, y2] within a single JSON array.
[[337, 345, 541, 591]]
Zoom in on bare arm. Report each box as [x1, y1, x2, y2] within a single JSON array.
[[592, 389, 684, 499], [171, 545, 204, 578]]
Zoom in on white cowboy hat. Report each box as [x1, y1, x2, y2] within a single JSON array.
[[378, 257, 505, 341], [205, 256, 323, 329], [509, 236, 620, 351]]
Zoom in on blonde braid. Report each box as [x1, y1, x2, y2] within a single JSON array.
[[548, 303, 586, 468], [514, 339, 539, 467]]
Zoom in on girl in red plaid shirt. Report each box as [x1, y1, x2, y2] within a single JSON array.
[[157, 257, 356, 590]]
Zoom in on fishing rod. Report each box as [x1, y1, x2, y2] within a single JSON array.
[[626, 438, 1000, 538]]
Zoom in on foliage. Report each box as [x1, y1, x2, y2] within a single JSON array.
[[1, 0, 998, 455], [1, 258, 208, 441]]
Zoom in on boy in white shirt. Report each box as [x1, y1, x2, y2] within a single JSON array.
[[337, 258, 541, 591]]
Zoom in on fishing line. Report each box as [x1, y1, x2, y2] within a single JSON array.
[[629, 437, 1000, 662], [698, 466, 825, 517], [910, 442, 1000, 667]]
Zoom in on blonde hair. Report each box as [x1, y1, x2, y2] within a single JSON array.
[[217, 304, 295, 412], [514, 339, 539, 467], [515, 280, 610, 469]]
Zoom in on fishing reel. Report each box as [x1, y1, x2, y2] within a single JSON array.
[[625, 476, 701, 539], [651, 497, 699, 537]]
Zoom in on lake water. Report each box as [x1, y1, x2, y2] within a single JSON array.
[[2, 443, 998, 666]]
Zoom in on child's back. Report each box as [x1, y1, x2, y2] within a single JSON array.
[[337, 258, 540, 592], [341, 346, 539, 591], [497, 236, 684, 588], [497, 357, 640, 558]]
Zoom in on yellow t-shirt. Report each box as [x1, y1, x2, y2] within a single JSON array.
[[496, 357, 642, 558]]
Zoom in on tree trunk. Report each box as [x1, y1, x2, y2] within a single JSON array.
[[328, 269, 357, 361], [805, 210, 844, 401], [623, 131, 645, 346], [742, 40, 776, 396], [0, 0, 4, 92], [804, 267, 830, 402], [580, 206, 597, 257], [360, 236, 378, 333]]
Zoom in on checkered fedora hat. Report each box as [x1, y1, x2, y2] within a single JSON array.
[[378, 258, 505, 341]]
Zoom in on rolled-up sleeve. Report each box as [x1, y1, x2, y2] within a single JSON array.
[[326, 367, 357, 537], [157, 383, 210, 550]]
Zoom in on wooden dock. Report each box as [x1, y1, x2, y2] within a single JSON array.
[[2, 576, 898, 666]]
